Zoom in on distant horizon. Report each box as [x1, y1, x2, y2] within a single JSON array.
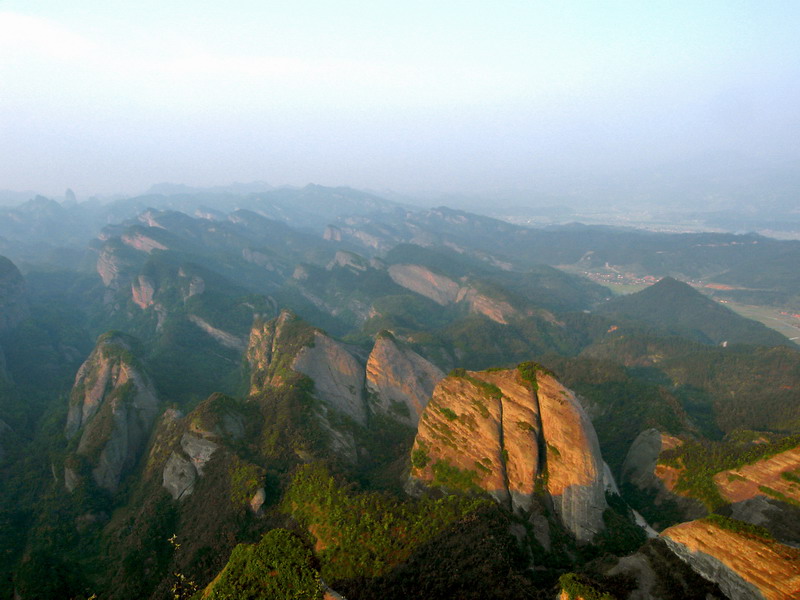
[[3, 2, 800, 203]]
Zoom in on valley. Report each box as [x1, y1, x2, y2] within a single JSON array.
[[0, 186, 799, 599]]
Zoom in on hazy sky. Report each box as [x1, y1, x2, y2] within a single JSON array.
[[1, 1, 799, 198]]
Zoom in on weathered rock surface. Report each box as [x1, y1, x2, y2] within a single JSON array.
[[162, 433, 220, 500], [622, 428, 706, 522], [662, 519, 800, 600], [188, 314, 247, 352], [387, 264, 461, 306], [387, 263, 516, 323], [409, 366, 607, 541], [714, 443, 800, 505], [65, 333, 159, 492], [131, 274, 156, 309], [365, 333, 444, 426], [0, 256, 28, 332], [292, 332, 367, 425]]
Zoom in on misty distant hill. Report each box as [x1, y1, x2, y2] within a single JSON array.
[[596, 277, 791, 347]]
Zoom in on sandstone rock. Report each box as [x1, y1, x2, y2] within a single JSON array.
[[386, 263, 516, 323], [326, 250, 368, 272], [0, 256, 28, 332], [622, 429, 705, 523], [713, 443, 800, 506], [65, 333, 159, 492], [163, 451, 197, 500], [131, 275, 156, 309], [409, 366, 607, 541], [249, 487, 267, 514], [293, 332, 367, 425], [387, 264, 461, 306], [366, 333, 445, 426], [187, 314, 247, 352], [662, 519, 800, 600], [121, 230, 167, 253]]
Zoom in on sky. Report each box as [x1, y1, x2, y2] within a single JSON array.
[[1, 1, 799, 199]]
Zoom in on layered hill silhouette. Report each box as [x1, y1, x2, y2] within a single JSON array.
[[597, 276, 790, 347]]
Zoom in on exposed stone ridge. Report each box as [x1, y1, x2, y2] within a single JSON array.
[[409, 366, 607, 541], [365, 333, 445, 426], [713, 444, 800, 505], [64, 333, 159, 492], [188, 314, 247, 351], [662, 519, 800, 600], [292, 332, 367, 425], [622, 429, 705, 524], [121, 230, 168, 253], [246, 310, 311, 393], [386, 263, 515, 323], [0, 256, 29, 332]]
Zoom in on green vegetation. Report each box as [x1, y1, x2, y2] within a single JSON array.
[[517, 361, 554, 391], [439, 406, 458, 421], [781, 469, 800, 484], [449, 368, 503, 399], [410, 447, 430, 469], [199, 529, 321, 600], [559, 573, 616, 600], [758, 486, 800, 508], [659, 433, 800, 509], [703, 514, 774, 540], [431, 459, 481, 492], [282, 463, 490, 582], [228, 460, 264, 506]]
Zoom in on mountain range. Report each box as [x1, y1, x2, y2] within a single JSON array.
[[0, 186, 799, 599]]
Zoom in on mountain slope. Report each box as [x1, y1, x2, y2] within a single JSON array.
[[597, 277, 789, 346]]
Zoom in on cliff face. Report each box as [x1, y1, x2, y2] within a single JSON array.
[[409, 365, 607, 541], [386, 264, 517, 324], [0, 256, 29, 332], [662, 519, 800, 600], [365, 333, 445, 426], [64, 333, 159, 492], [247, 313, 441, 463], [622, 429, 706, 522], [713, 443, 800, 506]]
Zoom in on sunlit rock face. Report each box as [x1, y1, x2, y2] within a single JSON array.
[[365, 332, 445, 427], [409, 365, 607, 542], [65, 333, 159, 492], [662, 519, 800, 600]]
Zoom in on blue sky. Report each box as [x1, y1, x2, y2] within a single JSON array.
[[1, 1, 799, 197]]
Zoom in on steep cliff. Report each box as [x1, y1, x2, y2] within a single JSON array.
[[713, 442, 800, 506], [409, 364, 607, 541], [365, 332, 445, 426], [64, 332, 159, 492], [0, 256, 29, 332], [386, 263, 518, 324], [662, 517, 800, 600]]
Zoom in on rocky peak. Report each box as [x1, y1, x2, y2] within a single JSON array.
[[0, 256, 29, 332], [64, 332, 159, 492], [662, 517, 800, 600], [409, 363, 607, 542], [366, 332, 445, 426], [386, 263, 516, 324]]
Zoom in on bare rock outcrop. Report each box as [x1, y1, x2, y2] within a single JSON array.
[[662, 518, 800, 600], [292, 332, 367, 425], [622, 428, 706, 522], [0, 256, 29, 332], [409, 364, 607, 541], [365, 332, 445, 426], [386, 263, 516, 323], [65, 333, 159, 492]]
